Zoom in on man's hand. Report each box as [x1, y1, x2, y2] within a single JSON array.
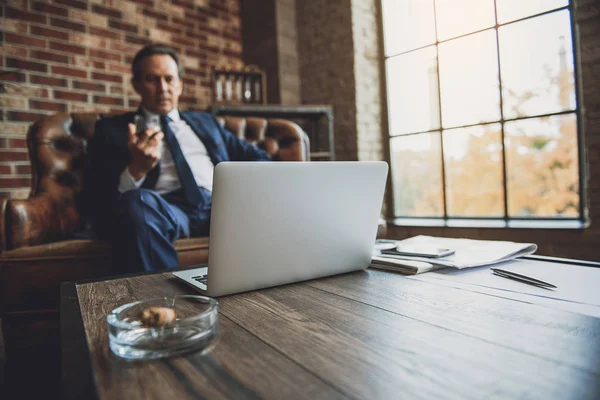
[[127, 122, 164, 181]]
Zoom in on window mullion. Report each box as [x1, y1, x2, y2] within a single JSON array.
[[432, 0, 448, 219], [492, 0, 509, 221]]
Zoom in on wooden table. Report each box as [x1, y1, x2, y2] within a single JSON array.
[[61, 268, 600, 400]]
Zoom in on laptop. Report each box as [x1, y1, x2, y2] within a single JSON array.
[[172, 161, 388, 297]]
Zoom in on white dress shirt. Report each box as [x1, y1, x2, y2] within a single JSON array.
[[118, 108, 214, 194]]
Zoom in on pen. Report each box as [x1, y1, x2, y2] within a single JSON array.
[[490, 267, 557, 289]]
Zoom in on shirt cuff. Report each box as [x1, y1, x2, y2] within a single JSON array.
[[118, 167, 146, 193]]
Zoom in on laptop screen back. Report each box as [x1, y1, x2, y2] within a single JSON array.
[[205, 161, 388, 296]]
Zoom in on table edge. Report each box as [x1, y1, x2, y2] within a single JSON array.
[[60, 281, 99, 400]]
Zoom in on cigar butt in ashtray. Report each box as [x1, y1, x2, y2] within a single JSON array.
[[140, 306, 177, 327]]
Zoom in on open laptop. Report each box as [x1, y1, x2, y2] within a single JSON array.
[[172, 161, 388, 297]]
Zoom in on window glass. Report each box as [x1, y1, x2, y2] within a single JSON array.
[[386, 46, 440, 135], [439, 29, 501, 128], [443, 124, 504, 216], [505, 114, 579, 217], [382, 0, 436, 56], [499, 10, 575, 119], [391, 133, 444, 217], [496, 0, 568, 24], [435, 0, 496, 41]]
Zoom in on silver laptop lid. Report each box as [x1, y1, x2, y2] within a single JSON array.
[[202, 161, 388, 297]]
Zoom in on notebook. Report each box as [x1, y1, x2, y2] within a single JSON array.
[[172, 161, 388, 297]]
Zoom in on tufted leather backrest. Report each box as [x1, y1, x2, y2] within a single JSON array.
[[0, 112, 309, 252]]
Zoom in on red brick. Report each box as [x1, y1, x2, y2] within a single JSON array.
[[93, 96, 124, 106], [0, 138, 8, 149], [50, 17, 86, 33], [128, 98, 141, 108], [89, 26, 122, 41], [184, 49, 208, 60], [0, 152, 30, 162], [174, 37, 196, 48], [9, 138, 27, 149], [110, 41, 139, 54], [52, 65, 88, 79], [179, 95, 197, 104], [125, 35, 151, 46], [172, 17, 196, 29], [128, 0, 154, 6], [29, 99, 68, 112], [185, 68, 204, 78], [30, 74, 68, 87], [0, 69, 26, 83], [157, 22, 182, 35], [93, 61, 106, 70], [91, 4, 122, 19], [73, 81, 106, 92], [107, 63, 130, 74], [54, 0, 87, 10], [108, 20, 138, 34], [6, 57, 47, 73], [142, 8, 168, 20], [30, 25, 69, 41], [0, 165, 11, 175], [5, 6, 47, 24], [15, 165, 32, 175], [172, 0, 194, 10], [50, 41, 87, 55], [7, 111, 47, 123], [90, 49, 121, 62], [32, 1, 69, 17], [0, 178, 32, 188], [29, 50, 70, 64], [91, 72, 123, 84], [4, 32, 46, 48], [223, 48, 242, 57], [54, 90, 88, 102]]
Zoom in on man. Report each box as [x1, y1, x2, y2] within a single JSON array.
[[83, 44, 270, 272]]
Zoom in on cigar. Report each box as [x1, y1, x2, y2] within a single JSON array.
[[140, 306, 177, 327]]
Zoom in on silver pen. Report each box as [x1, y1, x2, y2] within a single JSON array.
[[490, 267, 557, 289]]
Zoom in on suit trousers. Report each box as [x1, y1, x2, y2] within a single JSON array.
[[114, 187, 211, 272]]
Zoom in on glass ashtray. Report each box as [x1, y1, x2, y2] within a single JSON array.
[[107, 295, 218, 360]]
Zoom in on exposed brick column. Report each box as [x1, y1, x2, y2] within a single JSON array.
[[240, 0, 300, 104], [351, 0, 384, 162], [296, 0, 383, 161], [297, 0, 358, 161], [0, 0, 243, 199]]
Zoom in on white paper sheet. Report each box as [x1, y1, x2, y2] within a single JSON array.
[[409, 259, 600, 317], [378, 236, 537, 269]]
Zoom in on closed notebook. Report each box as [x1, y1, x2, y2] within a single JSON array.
[[370, 255, 446, 275]]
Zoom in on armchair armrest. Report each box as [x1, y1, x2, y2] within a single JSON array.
[[1, 180, 81, 252]]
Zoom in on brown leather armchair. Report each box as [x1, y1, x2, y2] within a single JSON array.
[[0, 111, 308, 345]]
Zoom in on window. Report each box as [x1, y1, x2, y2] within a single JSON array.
[[381, 0, 585, 226]]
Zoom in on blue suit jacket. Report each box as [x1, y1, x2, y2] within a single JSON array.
[[82, 110, 270, 237]]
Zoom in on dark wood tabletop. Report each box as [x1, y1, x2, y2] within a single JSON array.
[[61, 268, 600, 400]]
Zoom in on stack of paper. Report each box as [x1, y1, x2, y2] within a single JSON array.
[[371, 236, 538, 275]]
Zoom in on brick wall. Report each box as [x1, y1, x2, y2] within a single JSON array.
[[0, 0, 243, 199]]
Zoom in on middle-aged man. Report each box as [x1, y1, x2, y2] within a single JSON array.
[[83, 44, 270, 272]]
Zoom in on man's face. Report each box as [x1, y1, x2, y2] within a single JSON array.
[[133, 54, 183, 115]]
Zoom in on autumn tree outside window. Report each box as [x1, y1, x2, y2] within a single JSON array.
[[382, 0, 585, 226]]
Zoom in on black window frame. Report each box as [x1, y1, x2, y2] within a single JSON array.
[[380, 0, 588, 228]]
